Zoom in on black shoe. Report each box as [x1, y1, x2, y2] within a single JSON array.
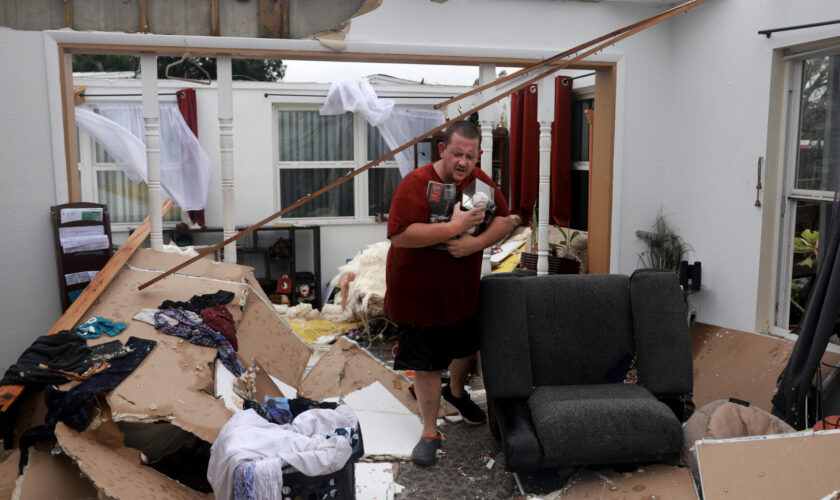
[[442, 385, 487, 424], [412, 434, 441, 466]]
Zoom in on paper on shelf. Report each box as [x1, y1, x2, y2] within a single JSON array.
[[59, 226, 109, 253], [60, 208, 103, 224], [64, 270, 99, 286]]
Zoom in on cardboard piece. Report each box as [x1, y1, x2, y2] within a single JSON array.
[[14, 448, 98, 499], [129, 247, 253, 283], [691, 323, 794, 412], [298, 337, 419, 415], [0, 449, 20, 500], [696, 430, 840, 499], [342, 381, 423, 457], [546, 464, 697, 499], [55, 421, 206, 500], [235, 288, 312, 389]]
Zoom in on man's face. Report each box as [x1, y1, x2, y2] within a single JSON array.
[[438, 133, 481, 184]]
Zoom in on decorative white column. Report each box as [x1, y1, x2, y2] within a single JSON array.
[[478, 63, 497, 277], [217, 55, 236, 263], [536, 75, 555, 275], [140, 54, 163, 252]]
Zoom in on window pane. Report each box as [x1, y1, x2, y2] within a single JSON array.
[[572, 98, 594, 163], [369, 166, 401, 216], [796, 55, 840, 191], [97, 170, 181, 223], [95, 141, 115, 164], [787, 199, 833, 330], [279, 168, 353, 218], [367, 124, 432, 167], [277, 111, 353, 162]]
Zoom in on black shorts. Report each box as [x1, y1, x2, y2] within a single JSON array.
[[393, 315, 479, 372]]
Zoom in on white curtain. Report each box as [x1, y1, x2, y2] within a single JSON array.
[[74, 102, 212, 211], [319, 77, 445, 177], [377, 107, 444, 177]]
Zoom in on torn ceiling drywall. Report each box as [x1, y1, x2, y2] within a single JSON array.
[[308, 0, 382, 46], [13, 448, 98, 500], [696, 430, 840, 499], [55, 421, 205, 500], [548, 464, 697, 499], [298, 337, 419, 414]]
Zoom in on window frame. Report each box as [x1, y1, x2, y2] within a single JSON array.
[[773, 52, 838, 334]]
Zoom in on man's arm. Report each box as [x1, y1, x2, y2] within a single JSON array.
[[444, 214, 514, 258], [390, 202, 485, 248]]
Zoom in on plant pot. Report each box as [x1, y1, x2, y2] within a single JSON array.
[[519, 252, 580, 274]]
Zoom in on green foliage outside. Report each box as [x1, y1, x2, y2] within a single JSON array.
[[72, 54, 286, 82]]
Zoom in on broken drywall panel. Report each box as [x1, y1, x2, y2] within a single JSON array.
[[81, 267, 245, 443], [269, 374, 298, 398], [129, 248, 253, 283], [545, 464, 697, 499], [55, 421, 206, 500], [13, 448, 98, 499], [298, 337, 419, 415], [236, 284, 312, 389], [355, 462, 400, 500], [342, 381, 423, 457], [696, 430, 840, 499], [0, 449, 20, 499], [691, 323, 794, 412], [215, 359, 285, 413]]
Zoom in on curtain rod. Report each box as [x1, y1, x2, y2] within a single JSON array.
[[263, 92, 453, 99], [81, 92, 184, 97], [561, 72, 596, 85], [758, 19, 840, 38]]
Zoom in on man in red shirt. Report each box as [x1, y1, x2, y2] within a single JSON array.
[[385, 120, 512, 466]]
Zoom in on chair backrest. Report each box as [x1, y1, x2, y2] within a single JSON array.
[[479, 271, 692, 398]]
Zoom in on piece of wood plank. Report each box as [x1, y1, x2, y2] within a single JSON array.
[[259, 0, 289, 39], [0, 199, 174, 413]]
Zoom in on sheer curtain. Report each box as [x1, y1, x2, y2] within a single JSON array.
[[75, 102, 212, 211], [319, 77, 445, 177]]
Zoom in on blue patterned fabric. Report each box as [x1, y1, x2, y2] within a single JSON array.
[[153, 308, 245, 376], [233, 460, 256, 500], [263, 396, 293, 425]]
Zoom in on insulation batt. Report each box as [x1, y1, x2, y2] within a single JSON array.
[[329, 240, 390, 319]]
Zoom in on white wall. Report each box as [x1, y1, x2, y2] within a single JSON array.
[[0, 28, 60, 373]]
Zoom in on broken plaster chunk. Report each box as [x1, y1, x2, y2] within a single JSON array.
[[148, 403, 157, 411]]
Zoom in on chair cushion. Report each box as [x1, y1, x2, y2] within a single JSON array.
[[528, 384, 683, 466]]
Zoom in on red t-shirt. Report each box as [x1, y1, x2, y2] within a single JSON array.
[[384, 164, 510, 327]]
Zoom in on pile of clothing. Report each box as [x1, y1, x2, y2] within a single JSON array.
[[133, 290, 244, 376], [208, 397, 362, 500]]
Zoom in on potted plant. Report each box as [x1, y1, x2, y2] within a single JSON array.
[[636, 209, 691, 273], [520, 203, 582, 274]]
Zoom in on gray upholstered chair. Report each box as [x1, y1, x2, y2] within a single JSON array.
[[478, 270, 693, 471]]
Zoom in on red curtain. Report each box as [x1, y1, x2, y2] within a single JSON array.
[[176, 88, 206, 228], [508, 75, 573, 227]]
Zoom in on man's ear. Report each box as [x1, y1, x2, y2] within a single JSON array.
[[438, 141, 446, 157]]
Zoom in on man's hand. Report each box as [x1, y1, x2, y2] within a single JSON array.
[[449, 202, 484, 234], [445, 233, 482, 258]]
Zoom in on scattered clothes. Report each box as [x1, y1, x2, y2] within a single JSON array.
[[43, 336, 156, 431], [201, 304, 238, 351], [263, 397, 293, 425], [207, 406, 359, 500], [73, 316, 127, 339], [1, 331, 129, 386], [159, 290, 235, 314], [154, 308, 245, 376]]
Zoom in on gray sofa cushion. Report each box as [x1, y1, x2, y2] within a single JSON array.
[[630, 270, 693, 395], [528, 384, 683, 466], [479, 276, 534, 399], [523, 274, 634, 387]]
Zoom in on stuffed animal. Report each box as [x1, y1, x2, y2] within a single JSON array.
[[296, 282, 315, 304]]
